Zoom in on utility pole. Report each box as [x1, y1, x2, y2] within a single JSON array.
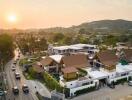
[[0, 52, 6, 100]]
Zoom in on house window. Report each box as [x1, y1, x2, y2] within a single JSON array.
[[58, 50, 61, 53], [91, 81, 93, 84]]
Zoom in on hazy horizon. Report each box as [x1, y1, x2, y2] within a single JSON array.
[[1, 0, 132, 29]]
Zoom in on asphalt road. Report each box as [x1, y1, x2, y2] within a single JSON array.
[[5, 50, 38, 100]]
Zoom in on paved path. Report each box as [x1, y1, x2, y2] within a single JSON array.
[[26, 80, 51, 98], [70, 83, 132, 100]]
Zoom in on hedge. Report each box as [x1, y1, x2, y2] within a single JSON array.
[[28, 67, 38, 79], [42, 72, 71, 98], [114, 77, 128, 85], [75, 86, 96, 96], [43, 71, 64, 93]]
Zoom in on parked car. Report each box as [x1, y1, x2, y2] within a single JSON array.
[[128, 81, 132, 86], [15, 72, 21, 80], [12, 86, 19, 95], [0, 88, 4, 96], [22, 84, 29, 93], [11, 66, 16, 71], [13, 61, 17, 65]]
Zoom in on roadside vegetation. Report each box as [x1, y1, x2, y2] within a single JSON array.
[[0, 34, 14, 66]]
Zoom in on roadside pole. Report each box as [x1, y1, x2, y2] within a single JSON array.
[[0, 60, 6, 100]]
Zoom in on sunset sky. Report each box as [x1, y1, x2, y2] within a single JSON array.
[[0, 0, 132, 29]]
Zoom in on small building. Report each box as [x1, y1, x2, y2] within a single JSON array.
[[32, 62, 44, 78], [119, 49, 132, 64], [61, 67, 78, 81]]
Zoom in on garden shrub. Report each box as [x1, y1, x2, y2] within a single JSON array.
[[75, 86, 96, 96]]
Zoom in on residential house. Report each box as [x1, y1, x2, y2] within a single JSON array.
[[48, 43, 98, 55], [122, 49, 132, 63], [95, 50, 119, 71], [32, 62, 44, 78], [61, 67, 78, 81], [62, 54, 90, 68], [40, 55, 63, 73]]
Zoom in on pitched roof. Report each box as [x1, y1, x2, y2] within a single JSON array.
[[98, 50, 118, 66], [62, 54, 89, 68], [40, 57, 53, 66], [32, 62, 44, 73], [49, 55, 63, 63], [124, 49, 132, 61], [61, 67, 78, 74]]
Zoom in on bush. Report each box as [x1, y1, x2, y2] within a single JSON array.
[[28, 67, 38, 79], [128, 76, 132, 81], [114, 77, 128, 85], [43, 72, 64, 93], [77, 68, 87, 77], [75, 86, 96, 96]]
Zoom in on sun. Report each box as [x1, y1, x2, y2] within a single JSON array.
[[7, 14, 17, 23]]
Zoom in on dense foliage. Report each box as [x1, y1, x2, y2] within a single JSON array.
[[16, 34, 48, 55], [0, 34, 14, 64]]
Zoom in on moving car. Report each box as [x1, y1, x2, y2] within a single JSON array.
[[15, 72, 21, 80], [13, 61, 17, 65], [12, 86, 19, 95], [0, 88, 4, 96], [11, 66, 16, 71], [22, 84, 29, 93], [128, 80, 132, 86]]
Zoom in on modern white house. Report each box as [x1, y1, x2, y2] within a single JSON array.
[[48, 43, 99, 55], [38, 48, 132, 97], [59, 75, 99, 96]]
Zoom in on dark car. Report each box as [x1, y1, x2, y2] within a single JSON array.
[[12, 86, 19, 95], [15, 72, 21, 80], [22, 84, 29, 93], [13, 61, 17, 65], [11, 66, 16, 71]]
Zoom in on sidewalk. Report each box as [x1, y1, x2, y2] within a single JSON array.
[[26, 80, 51, 98]]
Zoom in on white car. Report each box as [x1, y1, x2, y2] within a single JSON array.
[[128, 81, 132, 86], [15, 72, 21, 80], [12, 86, 19, 95]]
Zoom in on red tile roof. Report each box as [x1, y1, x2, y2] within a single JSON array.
[[61, 67, 78, 74], [98, 50, 118, 66], [62, 54, 89, 68], [40, 57, 53, 66]]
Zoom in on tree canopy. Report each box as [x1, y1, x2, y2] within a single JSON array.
[[0, 34, 14, 64]]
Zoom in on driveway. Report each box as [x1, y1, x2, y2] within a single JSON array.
[[26, 80, 51, 98], [70, 83, 132, 100]]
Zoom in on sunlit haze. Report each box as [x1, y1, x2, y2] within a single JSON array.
[[0, 0, 132, 29], [7, 14, 17, 23]]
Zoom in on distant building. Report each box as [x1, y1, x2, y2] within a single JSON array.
[[48, 43, 99, 55]]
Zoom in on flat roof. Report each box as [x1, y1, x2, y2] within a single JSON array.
[[84, 68, 108, 79], [88, 70, 108, 79], [116, 63, 132, 73], [53, 44, 97, 50]]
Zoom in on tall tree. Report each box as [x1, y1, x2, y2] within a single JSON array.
[[0, 34, 14, 64]]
